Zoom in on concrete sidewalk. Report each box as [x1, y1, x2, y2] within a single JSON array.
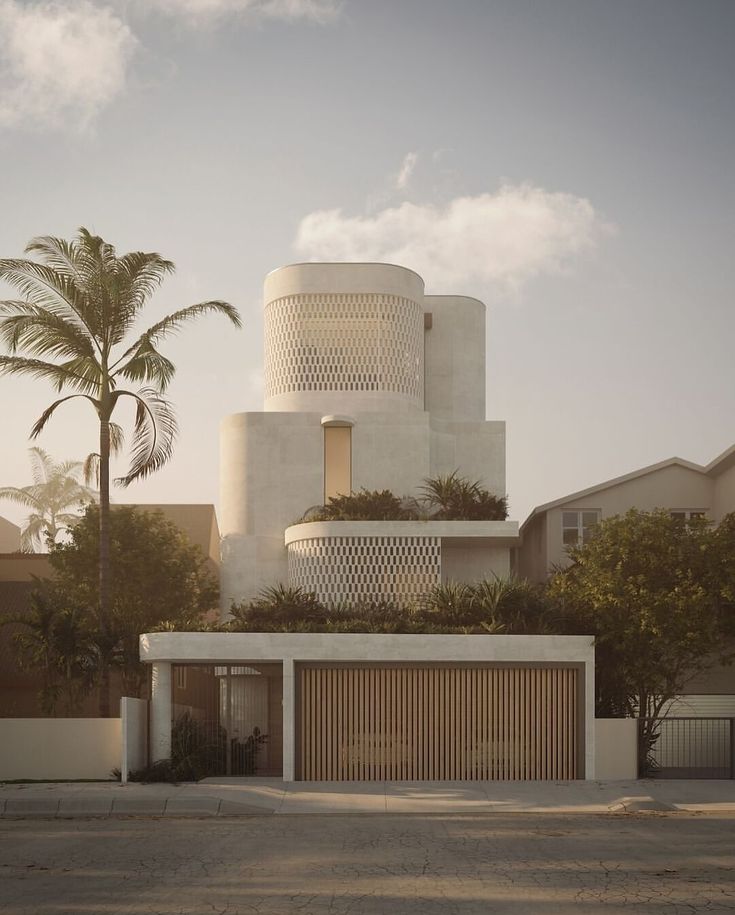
[[2, 778, 735, 818]]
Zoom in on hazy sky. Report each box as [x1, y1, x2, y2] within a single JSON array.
[[1, 0, 733, 531]]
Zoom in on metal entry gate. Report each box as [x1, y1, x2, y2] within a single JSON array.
[[299, 665, 579, 781]]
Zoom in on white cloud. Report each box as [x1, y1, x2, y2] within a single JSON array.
[[396, 151, 417, 190], [0, 0, 136, 130], [143, 0, 341, 24], [295, 183, 609, 293]]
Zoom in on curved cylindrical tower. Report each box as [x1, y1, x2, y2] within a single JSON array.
[[263, 263, 425, 414]]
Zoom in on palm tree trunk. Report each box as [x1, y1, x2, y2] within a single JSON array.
[[98, 414, 111, 717]]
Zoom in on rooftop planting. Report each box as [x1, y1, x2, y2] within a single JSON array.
[[297, 471, 508, 524]]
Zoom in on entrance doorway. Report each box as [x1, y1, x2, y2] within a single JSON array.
[[171, 663, 283, 776]]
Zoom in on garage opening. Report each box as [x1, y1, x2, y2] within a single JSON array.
[[298, 664, 580, 781]]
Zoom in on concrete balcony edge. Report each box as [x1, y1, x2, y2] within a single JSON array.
[[284, 519, 520, 547]]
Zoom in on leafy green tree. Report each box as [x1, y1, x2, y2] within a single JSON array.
[[547, 509, 731, 773], [49, 505, 218, 699], [7, 591, 97, 715], [0, 229, 240, 713], [0, 446, 96, 551]]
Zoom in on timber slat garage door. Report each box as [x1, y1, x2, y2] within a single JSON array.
[[299, 666, 578, 780]]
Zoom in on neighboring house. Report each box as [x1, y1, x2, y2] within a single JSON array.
[[515, 445, 735, 717], [516, 445, 735, 583], [0, 505, 220, 717], [142, 263, 595, 782], [0, 516, 21, 553]]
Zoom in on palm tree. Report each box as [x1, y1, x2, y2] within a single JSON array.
[[0, 446, 97, 551], [0, 229, 241, 714]]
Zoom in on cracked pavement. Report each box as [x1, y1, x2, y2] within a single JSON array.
[[1, 813, 734, 914]]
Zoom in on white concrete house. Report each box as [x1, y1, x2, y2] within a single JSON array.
[[141, 263, 597, 782], [220, 262, 516, 610]]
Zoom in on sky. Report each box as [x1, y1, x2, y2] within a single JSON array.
[[0, 0, 733, 532]]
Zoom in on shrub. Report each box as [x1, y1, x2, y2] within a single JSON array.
[[295, 473, 508, 524], [299, 489, 415, 522], [124, 713, 267, 782], [421, 471, 508, 521]]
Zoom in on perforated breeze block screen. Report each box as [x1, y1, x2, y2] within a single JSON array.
[[288, 535, 441, 603], [264, 293, 424, 401]]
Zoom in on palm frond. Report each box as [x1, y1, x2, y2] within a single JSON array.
[[27, 446, 52, 486], [30, 394, 98, 440], [83, 453, 100, 488], [109, 422, 125, 455], [83, 423, 123, 487], [113, 338, 176, 390], [0, 303, 96, 362], [0, 258, 94, 338], [0, 486, 43, 511], [124, 301, 241, 356], [25, 235, 85, 285], [20, 514, 48, 552], [113, 388, 178, 487], [110, 251, 175, 340], [0, 355, 90, 390]]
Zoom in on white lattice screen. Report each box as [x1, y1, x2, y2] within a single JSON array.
[[264, 293, 423, 402], [288, 536, 441, 604]]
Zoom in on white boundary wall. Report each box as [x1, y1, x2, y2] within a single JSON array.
[[141, 632, 596, 781], [0, 719, 121, 781], [121, 697, 149, 783], [595, 718, 638, 780]]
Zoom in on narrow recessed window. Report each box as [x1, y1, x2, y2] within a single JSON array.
[[324, 425, 352, 502]]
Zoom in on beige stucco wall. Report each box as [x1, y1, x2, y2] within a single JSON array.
[[0, 554, 52, 581], [0, 517, 21, 553], [529, 463, 715, 579], [121, 697, 148, 782], [594, 718, 638, 780], [515, 513, 548, 582], [221, 409, 508, 608], [0, 718, 121, 780], [441, 543, 510, 582], [424, 295, 486, 423], [713, 462, 735, 521]]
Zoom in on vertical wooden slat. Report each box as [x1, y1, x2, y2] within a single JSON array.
[[298, 664, 579, 784]]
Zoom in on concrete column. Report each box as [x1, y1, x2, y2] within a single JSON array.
[[282, 657, 295, 781], [585, 655, 596, 779], [150, 661, 172, 763]]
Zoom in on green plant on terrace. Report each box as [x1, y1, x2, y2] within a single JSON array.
[[296, 472, 507, 524], [420, 471, 508, 521], [299, 488, 415, 522]]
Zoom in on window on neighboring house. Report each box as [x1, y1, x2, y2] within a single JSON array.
[[670, 510, 707, 521], [562, 510, 599, 547]]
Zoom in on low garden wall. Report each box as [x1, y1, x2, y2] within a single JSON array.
[[595, 718, 638, 779], [0, 718, 122, 781]]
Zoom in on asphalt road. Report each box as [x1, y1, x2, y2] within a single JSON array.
[[1, 813, 734, 914]]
